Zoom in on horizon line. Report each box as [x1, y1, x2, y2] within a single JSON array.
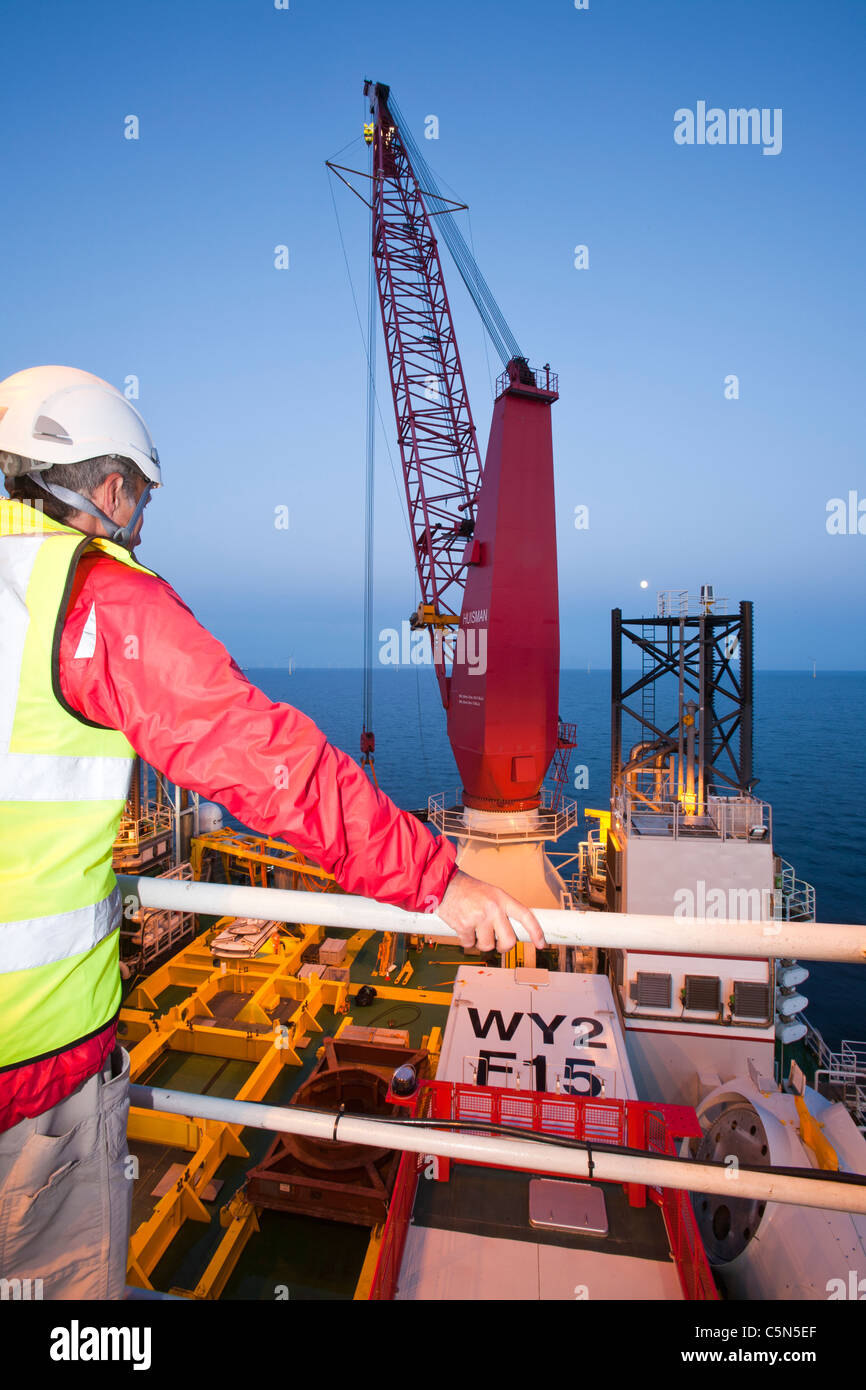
[[236, 665, 866, 674]]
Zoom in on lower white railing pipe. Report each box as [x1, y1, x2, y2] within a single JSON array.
[[129, 1084, 866, 1216], [135, 878, 866, 965]]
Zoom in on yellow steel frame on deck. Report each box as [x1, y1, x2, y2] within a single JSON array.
[[188, 1191, 261, 1300], [353, 1223, 386, 1299], [121, 897, 451, 1298], [189, 829, 337, 891], [123, 919, 376, 1294], [374, 931, 397, 977]]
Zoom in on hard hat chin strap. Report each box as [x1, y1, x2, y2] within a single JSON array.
[[29, 474, 153, 549]]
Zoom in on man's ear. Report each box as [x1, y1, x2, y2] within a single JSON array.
[[102, 472, 127, 516]]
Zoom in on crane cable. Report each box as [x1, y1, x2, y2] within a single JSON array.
[[388, 94, 523, 369], [418, 158, 496, 400], [361, 138, 378, 786], [326, 155, 417, 787]]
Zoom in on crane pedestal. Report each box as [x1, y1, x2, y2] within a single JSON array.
[[429, 793, 592, 971]]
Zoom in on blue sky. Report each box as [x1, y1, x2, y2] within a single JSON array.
[[2, 0, 864, 669]]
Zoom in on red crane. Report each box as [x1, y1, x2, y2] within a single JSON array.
[[330, 81, 572, 815]]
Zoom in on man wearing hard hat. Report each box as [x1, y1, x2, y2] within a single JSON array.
[[0, 365, 545, 1299]]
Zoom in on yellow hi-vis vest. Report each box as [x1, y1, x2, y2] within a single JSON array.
[[0, 498, 154, 1071]]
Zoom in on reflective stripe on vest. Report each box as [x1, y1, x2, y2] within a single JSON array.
[[0, 498, 156, 1070], [0, 886, 122, 973], [0, 752, 135, 801]]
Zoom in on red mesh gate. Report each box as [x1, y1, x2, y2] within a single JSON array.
[[370, 1080, 717, 1301]]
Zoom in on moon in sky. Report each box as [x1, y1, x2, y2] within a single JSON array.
[[639, 580, 649, 589]]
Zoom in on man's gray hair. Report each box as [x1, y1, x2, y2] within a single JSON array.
[[2, 453, 144, 525]]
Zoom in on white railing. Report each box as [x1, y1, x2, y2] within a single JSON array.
[[134, 877, 866, 965], [656, 590, 729, 617], [773, 860, 816, 922], [114, 799, 174, 845], [840, 1041, 866, 1125], [566, 831, 607, 906], [127, 1083, 866, 1215], [121, 861, 196, 970], [707, 796, 772, 841], [427, 787, 579, 843], [584, 829, 606, 876], [803, 1015, 835, 1073], [615, 793, 771, 843], [805, 1020, 866, 1129]]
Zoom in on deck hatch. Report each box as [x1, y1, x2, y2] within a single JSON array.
[[528, 1179, 608, 1236]]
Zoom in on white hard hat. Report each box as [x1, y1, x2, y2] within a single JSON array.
[[0, 365, 162, 485]]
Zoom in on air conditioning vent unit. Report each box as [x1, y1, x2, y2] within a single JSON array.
[[733, 981, 771, 1019], [685, 975, 721, 1012], [633, 972, 672, 1008]]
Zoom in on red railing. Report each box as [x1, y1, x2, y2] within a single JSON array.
[[657, 1183, 719, 1301], [368, 1149, 423, 1301], [642, 1105, 718, 1301], [495, 362, 559, 398], [430, 1081, 628, 1143], [549, 718, 578, 811], [424, 1080, 700, 1150], [370, 1081, 717, 1301]]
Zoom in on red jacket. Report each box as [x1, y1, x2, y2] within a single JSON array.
[[2, 551, 457, 1130]]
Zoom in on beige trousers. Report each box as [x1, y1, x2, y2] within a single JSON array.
[[0, 1046, 132, 1300]]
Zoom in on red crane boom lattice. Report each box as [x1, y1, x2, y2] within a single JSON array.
[[367, 81, 483, 706]]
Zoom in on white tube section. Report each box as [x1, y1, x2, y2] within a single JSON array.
[[135, 877, 866, 965], [129, 1083, 866, 1216]]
